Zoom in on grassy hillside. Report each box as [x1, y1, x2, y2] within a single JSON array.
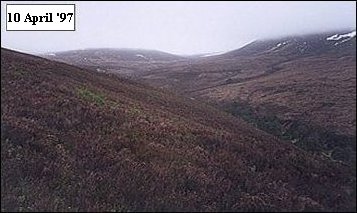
[[1, 48, 355, 211]]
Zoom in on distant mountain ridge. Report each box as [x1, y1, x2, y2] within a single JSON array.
[[217, 30, 356, 58], [44, 48, 186, 62]]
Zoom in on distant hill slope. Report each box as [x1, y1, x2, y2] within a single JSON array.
[[41, 48, 187, 78], [44, 48, 186, 62], [191, 31, 356, 161], [1, 48, 355, 211], [45, 30, 356, 165], [218, 30, 356, 58]]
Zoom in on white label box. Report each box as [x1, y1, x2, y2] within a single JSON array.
[[6, 4, 75, 31]]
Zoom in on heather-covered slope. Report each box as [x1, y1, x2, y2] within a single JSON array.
[[48, 31, 356, 164], [1, 48, 355, 211]]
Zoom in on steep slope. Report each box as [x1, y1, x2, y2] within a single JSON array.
[[1, 48, 355, 211]]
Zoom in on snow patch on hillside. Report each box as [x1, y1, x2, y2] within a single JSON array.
[[327, 31, 356, 46], [327, 31, 356, 41], [276, 41, 288, 48], [136, 54, 149, 60], [200, 51, 226, 57]]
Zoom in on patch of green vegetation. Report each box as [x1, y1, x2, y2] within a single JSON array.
[[77, 87, 106, 106], [226, 100, 284, 137], [225, 99, 356, 164], [108, 100, 121, 109], [128, 104, 142, 116], [12, 68, 27, 77]]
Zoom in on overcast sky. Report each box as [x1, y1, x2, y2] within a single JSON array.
[[1, 1, 356, 55]]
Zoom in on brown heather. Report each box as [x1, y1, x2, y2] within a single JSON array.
[[1, 48, 356, 211]]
